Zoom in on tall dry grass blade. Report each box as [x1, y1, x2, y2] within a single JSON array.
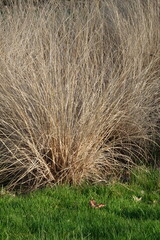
[[0, 0, 160, 192]]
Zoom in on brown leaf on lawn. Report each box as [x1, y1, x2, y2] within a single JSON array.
[[89, 200, 97, 208], [133, 195, 142, 202], [89, 200, 106, 208], [96, 203, 106, 208]]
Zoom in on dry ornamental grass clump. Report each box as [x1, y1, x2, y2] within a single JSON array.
[[0, 0, 160, 192]]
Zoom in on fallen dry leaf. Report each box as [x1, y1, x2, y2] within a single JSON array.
[[89, 200, 97, 208], [133, 195, 142, 202], [96, 203, 106, 208], [89, 200, 106, 208]]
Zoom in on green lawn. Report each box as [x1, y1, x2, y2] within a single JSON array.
[[0, 167, 160, 240]]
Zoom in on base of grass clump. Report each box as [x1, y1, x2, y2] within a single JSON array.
[[0, 0, 160, 192]]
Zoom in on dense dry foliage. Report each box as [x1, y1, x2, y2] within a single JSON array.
[[0, 0, 160, 191]]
